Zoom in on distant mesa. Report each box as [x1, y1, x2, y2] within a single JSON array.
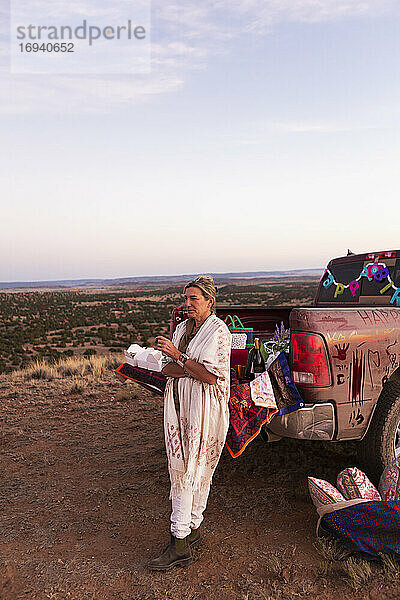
[[0, 269, 322, 290]]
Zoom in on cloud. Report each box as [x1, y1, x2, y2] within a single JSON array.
[[227, 0, 398, 30], [262, 119, 377, 133], [157, 1, 399, 37], [0, 0, 398, 114], [227, 113, 397, 147], [0, 73, 184, 115]]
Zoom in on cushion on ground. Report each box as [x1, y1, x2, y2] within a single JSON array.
[[308, 477, 345, 509], [379, 463, 400, 501], [337, 467, 381, 501]]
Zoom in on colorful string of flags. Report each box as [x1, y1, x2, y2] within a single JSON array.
[[321, 262, 400, 306]]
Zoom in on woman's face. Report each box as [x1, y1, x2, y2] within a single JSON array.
[[184, 286, 213, 324]]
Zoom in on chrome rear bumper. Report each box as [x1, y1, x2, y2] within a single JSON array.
[[267, 402, 336, 441]]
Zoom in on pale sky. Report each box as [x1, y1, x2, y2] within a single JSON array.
[[1, 1, 400, 281]]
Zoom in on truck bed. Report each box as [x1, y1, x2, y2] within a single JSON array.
[[216, 306, 294, 342]]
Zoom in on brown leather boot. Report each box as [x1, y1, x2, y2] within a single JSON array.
[[187, 527, 201, 548], [148, 535, 192, 571]]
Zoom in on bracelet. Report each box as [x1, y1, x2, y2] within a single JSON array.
[[177, 352, 189, 368]]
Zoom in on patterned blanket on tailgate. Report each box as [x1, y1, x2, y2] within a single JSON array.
[[226, 352, 304, 458], [115, 352, 304, 458]]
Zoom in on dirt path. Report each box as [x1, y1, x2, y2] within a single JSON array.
[[0, 372, 397, 600]]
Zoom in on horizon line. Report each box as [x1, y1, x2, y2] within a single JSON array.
[[0, 267, 324, 288]]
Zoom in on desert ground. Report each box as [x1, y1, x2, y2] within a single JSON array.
[[1, 356, 398, 600]]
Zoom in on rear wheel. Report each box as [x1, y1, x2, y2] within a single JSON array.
[[358, 380, 400, 483]]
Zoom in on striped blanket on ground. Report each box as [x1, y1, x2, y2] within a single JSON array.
[[321, 501, 400, 559]]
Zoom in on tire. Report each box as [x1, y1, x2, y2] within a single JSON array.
[[358, 380, 400, 483]]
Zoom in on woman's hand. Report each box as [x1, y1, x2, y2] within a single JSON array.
[[155, 336, 180, 361], [156, 335, 217, 385]]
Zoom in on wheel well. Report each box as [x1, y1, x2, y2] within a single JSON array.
[[362, 370, 400, 439], [389, 367, 400, 385], [358, 378, 400, 481]]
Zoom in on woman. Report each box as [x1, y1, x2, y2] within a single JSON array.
[[149, 275, 232, 571]]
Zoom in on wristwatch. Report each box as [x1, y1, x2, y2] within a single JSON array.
[[177, 352, 189, 368]]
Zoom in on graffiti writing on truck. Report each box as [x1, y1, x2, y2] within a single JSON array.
[[349, 408, 365, 427], [357, 309, 400, 326], [386, 340, 399, 371], [337, 373, 345, 385], [367, 349, 380, 389], [348, 349, 366, 406]]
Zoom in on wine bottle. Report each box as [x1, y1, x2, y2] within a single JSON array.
[[245, 338, 266, 380], [253, 338, 266, 373]]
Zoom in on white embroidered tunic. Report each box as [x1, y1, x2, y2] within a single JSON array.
[[163, 315, 232, 494]]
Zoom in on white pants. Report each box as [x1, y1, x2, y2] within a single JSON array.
[[170, 483, 211, 539]]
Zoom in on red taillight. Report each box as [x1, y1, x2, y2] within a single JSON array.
[[290, 332, 331, 386]]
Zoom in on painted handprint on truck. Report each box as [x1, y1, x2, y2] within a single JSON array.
[[333, 343, 350, 361]]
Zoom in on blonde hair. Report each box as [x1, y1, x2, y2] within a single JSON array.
[[184, 275, 217, 313]]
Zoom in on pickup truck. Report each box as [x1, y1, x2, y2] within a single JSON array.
[[116, 249, 400, 479], [215, 249, 400, 479]]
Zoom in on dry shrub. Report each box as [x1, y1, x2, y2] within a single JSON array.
[[54, 352, 124, 382], [341, 555, 372, 590], [315, 536, 399, 591], [11, 352, 125, 383], [315, 536, 351, 563], [57, 356, 86, 378], [314, 536, 353, 577], [86, 353, 125, 382], [265, 546, 297, 581], [88, 355, 104, 382], [69, 376, 87, 395], [380, 552, 400, 581], [22, 359, 57, 381], [8, 369, 23, 383]]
